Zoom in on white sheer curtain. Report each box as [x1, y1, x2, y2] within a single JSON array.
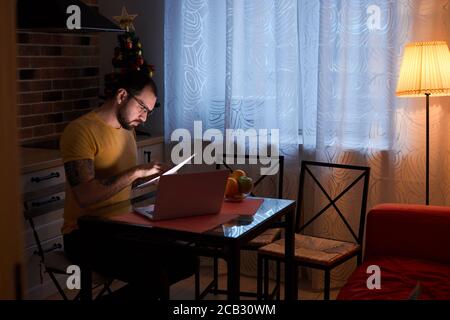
[[165, 0, 301, 199], [165, 0, 450, 202], [299, 0, 450, 208], [300, 0, 401, 150]]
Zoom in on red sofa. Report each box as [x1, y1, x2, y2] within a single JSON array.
[[337, 203, 450, 300]]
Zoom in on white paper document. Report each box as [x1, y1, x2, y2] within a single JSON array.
[[135, 154, 196, 189]]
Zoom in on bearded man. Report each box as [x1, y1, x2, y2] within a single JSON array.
[[60, 70, 198, 300]]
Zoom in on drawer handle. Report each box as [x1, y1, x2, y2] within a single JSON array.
[[33, 243, 62, 256], [31, 196, 61, 207], [144, 151, 152, 163], [31, 172, 60, 183]]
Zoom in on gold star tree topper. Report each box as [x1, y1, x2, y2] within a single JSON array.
[[113, 6, 138, 32]]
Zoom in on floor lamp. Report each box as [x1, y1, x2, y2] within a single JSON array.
[[396, 41, 450, 205]]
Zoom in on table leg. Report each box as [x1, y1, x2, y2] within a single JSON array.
[[226, 242, 241, 300], [284, 206, 297, 300], [80, 262, 92, 301]]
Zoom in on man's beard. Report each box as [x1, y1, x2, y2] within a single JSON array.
[[117, 107, 134, 130]]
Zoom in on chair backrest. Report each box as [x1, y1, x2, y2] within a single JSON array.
[[215, 154, 285, 199], [23, 204, 47, 264], [23, 204, 64, 266], [296, 161, 370, 245]]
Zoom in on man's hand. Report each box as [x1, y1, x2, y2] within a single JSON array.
[[134, 161, 167, 179], [131, 162, 169, 189], [64, 160, 169, 207]]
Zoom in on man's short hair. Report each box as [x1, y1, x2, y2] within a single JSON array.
[[108, 70, 157, 99]]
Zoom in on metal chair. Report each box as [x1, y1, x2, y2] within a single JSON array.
[[257, 161, 370, 300], [195, 154, 284, 299], [24, 208, 113, 300]]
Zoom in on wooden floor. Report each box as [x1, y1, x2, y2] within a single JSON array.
[[46, 266, 342, 300], [172, 266, 341, 300]]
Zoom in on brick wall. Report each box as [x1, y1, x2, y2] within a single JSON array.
[[17, 0, 101, 143]]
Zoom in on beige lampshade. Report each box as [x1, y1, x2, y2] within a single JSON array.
[[396, 41, 450, 97]]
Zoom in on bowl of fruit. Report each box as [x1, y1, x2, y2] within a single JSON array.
[[224, 169, 253, 202]]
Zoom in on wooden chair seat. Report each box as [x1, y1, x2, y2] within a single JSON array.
[[244, 228, 282, 248], [45, 250, 113, 286], [259, 234, 360, 267], [257, 161, 370, 300]]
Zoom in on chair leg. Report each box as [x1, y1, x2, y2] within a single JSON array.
[[160, 273, 170, 301], [357, 252, 363, 266], [294, 265, 299, 300], [195, 267, 200, 300], [276, 261, 281, 300], [161, 287, 170, 300], [263, 257, 269, 300], [73, 291, 81, 301], [106, 285, 113, 294], [47, 271, 69, 300], [324, 269, 330, 300], [213, 257, 219, 294], [257, 254, 263, 300], [95, 281, 111, 299]]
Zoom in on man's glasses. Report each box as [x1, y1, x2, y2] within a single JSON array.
[[128, 92, 158, 116]]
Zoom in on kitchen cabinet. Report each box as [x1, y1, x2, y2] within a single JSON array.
[[22, 165, 66, 300]]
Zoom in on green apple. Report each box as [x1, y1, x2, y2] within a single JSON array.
[[238, 176, 253, 194]]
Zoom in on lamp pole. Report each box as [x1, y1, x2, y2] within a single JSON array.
[[425, 92, 430, 205], [396, 41, 450, 205]]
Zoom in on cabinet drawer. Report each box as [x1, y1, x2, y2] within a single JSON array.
[[22, 166, 65, 194], [23, 209, 64, 249], [24, 192, 65, 212], [138, 144, 164, 164]]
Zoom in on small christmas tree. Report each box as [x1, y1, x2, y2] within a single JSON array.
[[104, 7, 155, 99]]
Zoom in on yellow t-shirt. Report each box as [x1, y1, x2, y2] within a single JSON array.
[[60, 111, 137, 234]]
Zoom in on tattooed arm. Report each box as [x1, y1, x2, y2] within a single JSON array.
[[64, 159, 163, 208]]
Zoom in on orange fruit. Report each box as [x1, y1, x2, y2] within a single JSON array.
[[229, 193, 245, 202], [225, 177, 239, 197], [231, 169, 246, 179]]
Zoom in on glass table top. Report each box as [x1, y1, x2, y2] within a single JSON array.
[[80, 194, 295, 239], [207, 197, 295, 238]]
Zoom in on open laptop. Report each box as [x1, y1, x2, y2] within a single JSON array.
[[134, 170, 229, 221]]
